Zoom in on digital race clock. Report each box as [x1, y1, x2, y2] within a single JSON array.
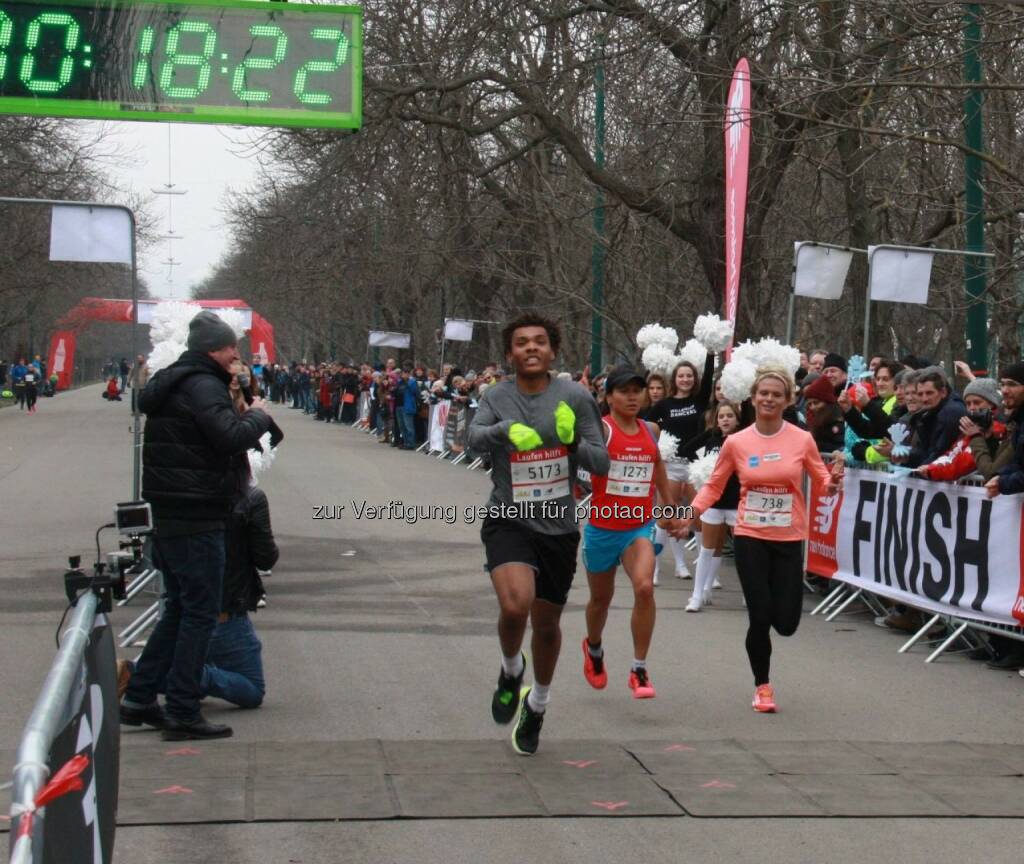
[[0, 0, 361, 128]]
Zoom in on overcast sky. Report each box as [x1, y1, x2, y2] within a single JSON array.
[[86, 120, 262, 300]]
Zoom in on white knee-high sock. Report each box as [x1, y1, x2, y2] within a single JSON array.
[[704, 555, 723, 602], [694, 546, 715, 602], [670, 536, 690, 575]]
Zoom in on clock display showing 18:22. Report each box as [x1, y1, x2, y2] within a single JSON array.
[[0, 0, 362, 128]]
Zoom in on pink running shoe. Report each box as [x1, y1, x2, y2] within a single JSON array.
[[752, 684, 777, 713], [582, 638, 607, 689], [628, 667, 656, 699]]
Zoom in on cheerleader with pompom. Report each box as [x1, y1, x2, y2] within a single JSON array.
[[645, 353, 715, 578], [679, 401, 745, 611]]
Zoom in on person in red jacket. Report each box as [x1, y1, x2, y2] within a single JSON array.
[[915, 378, 1004, 482]]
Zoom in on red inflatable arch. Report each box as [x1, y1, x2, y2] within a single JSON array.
[[48, 297, 276, 390]]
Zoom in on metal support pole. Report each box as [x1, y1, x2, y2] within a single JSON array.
[[897, 613, 942, 654], [825, 587, 863, 621], [811, 582, 846, 616], [926, 621, 970, 664]]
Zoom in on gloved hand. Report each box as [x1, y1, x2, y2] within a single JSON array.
[[509, 422, 544, 452], [554, 401, 576, 445]]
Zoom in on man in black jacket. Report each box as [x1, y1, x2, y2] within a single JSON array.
[[120, 311, 271, 740], [900, 367, 966, 469]]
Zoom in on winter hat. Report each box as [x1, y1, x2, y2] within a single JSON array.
[[1000, 362, 1024, 387], [802, 373, 837, 404], [963, 377, 1001, 408], [187, 311, 237, 352], [822, 352, 847, 373]]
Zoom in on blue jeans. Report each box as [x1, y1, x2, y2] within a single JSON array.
[[398, 411, 416, 448], [201, 614, 265, 709], [124, 531, 223, 721]]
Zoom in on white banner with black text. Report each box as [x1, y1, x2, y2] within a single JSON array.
[[807, 469, 1024, 627]]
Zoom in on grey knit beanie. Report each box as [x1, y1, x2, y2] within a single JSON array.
[[187, 311, 237, 352], [963, 377, 1002, 408]]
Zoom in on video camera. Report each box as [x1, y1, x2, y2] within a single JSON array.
[[63, 501, 154, 613]]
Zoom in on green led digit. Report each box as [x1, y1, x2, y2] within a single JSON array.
[[0, 11, 12, 81], [132, 25, 155, 88], [19, 12, 81, 93], [231, 24, 288, 103], [159, 21, 217, 99], [294, 27, 349, 106]]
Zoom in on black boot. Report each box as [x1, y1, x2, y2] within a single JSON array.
[[161, 715, 233, 741]]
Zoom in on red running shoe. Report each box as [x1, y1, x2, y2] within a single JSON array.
[[752, 684, 777, 713], [582, 638, 607, 689], [628, 667, 656, 699]]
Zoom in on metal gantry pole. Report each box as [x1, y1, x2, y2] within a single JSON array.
[[590, 37, 606, 376], [964, 3, 988, 373]]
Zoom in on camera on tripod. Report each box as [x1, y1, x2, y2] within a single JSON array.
[[64, 501, 153, 613]]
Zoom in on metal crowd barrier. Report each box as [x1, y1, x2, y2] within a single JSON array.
[[10, 591, 118, 864]]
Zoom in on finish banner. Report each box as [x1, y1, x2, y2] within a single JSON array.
[[807, 469, 1024, 627]]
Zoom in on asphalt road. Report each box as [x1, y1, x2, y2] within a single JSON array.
[[1, 385, 1022, 863]]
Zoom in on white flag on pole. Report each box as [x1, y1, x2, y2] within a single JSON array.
[[443, 319, 474, 341], [368, 331, 411, 349], [49, 205, 132, 265], [868, 246, 934, 305], [793, 243, 854, 300]]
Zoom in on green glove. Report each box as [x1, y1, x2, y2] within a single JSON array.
[[509, 422, 544, 452], [554, 401, 576, 445]]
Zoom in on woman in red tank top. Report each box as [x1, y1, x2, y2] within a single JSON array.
[[580, 367, 682, 700]]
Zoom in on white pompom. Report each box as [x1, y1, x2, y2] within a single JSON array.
[[693, 313, 734, 353], [641, 343, 677, 376], [659, 431, 682, 462], [720, 358, 758, 403], [686, 451, 720, 491], [636, 323, 679, 352], [732, 337, 801, 374], [678, 338, 708, 369], [248, 432, 276, 483]]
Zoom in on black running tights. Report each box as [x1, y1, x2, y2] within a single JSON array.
[[732, 536, 805, 686]]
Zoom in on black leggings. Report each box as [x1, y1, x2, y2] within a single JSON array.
[[732, 536, 805, 686]]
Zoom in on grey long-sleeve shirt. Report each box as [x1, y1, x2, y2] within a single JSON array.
[[467, 377, 609, 534]]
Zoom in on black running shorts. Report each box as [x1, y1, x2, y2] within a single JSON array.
[[481, 517, 580, 606]]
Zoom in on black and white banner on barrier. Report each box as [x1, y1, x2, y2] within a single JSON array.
[[47, 615, 119, 864], [807, 468, 1024, 627]]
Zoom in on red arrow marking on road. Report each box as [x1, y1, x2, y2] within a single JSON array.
[[591, 801, 629, 811], [165, 747, 200, 756], [562, 760, 597, 768], [153, 785, 193, 795], [701, 780, 736, 790], [664, 744, 696, 752]]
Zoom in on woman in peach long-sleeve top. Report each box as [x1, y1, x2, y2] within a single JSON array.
[[681, 367, 843, 713]]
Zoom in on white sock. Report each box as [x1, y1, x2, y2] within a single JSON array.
[[502, 653, 524, 677], [706, 556, 723, 599], [528, 683, 551, 713], [586, 639, 603, 658], [670, 537, 689, 574], [694, 546, 715, 600], [632, 658, 646, 671]]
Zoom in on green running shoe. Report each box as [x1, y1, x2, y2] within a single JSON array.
[[511, 686, 544, 756], [491, 654, 526, 724]]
